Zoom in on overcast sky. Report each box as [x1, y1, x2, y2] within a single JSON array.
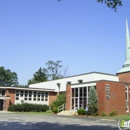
[[0, 0, 130, 85]]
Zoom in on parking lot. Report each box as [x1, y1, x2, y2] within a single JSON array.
[[0, 113, 119, 130]]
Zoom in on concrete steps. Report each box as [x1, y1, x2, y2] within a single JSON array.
[[57, 110, 78, 116]]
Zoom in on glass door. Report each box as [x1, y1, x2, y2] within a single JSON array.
[[72, 97, 78, 110]]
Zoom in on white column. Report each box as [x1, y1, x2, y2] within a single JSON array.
[[78, 87, 80, 109], [87, 86, 88, 106]]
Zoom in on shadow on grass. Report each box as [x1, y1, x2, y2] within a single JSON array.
[[0, 120, 118, 130]]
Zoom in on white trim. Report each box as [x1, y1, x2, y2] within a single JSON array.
[[71, 83, 96, 88], [0, 96, 10, 100], [0, 87, 55, 92]]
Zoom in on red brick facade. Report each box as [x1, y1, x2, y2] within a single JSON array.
[[66, 84, 71, 110], [49, 92, 58, 105], [2, 89, 16, 111], [96, 81, 126, 115], [117, 72, 130, 83]]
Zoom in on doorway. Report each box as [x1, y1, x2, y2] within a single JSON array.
[[0, 100, 3, 110]]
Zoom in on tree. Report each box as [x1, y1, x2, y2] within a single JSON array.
[[28, 60, 68, 85], [97, 0, 122, 11], [28, 67, 47, 85], [0, 66, 18, 86], [45, 60, 67, 80], [58, 0, 122, 11], [88, 86, 98, 115]]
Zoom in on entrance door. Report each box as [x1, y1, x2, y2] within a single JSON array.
[[0, 100, 3, 110], [72, 97, 79, 110]]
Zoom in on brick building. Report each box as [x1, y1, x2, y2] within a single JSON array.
[[0, 19, 130, 115]]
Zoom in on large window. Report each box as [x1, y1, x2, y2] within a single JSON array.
[[15, 90, 48, 102], [72, 87, 88, 109]]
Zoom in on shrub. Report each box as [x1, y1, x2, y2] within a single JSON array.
[[88, 86, 98, 115], [101, 112, 107, 117], [52, 108, 58, 113], [8, 103, 49, 112], [109, 110, 117, 116], [77, 108, 86, 115], [50, 93, 66, 109], [91, 111, 99, 116]]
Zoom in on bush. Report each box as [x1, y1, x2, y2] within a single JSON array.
[[91, 111, 99, 116], [8, 103, 49, 112], [50, 93, 66, 109], [77, 108, 86, 115], [88, 86, 98, 115], [109, 110, 117, 116], [52, 108, 58, 113], [101, 112, 107, 117]]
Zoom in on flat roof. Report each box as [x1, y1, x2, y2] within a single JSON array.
[[29, 71, 117, 85], [0, 86, 55, 92]]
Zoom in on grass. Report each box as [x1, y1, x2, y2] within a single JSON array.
[[95, 115, 130, 120], [112, 115, 130, 120], [13, 112, 53, 114]]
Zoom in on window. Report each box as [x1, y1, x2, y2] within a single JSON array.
[[16, 97, 19, 100], [33, 98, 36, 101], [2, 90, 5, 95], [126, 85, 128, 101], [126, 106, 129, 112], [45, 92, 48, 101], [16, 94, 19, 96]]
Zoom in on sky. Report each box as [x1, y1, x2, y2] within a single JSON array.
[[0, 0, 130, 85]]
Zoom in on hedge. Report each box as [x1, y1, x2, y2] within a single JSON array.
[[8, 103, 49, 112]]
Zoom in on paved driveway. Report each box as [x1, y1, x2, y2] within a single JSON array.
[[0, 113, 119, 130]]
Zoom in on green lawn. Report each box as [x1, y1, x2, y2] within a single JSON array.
[[113, 115, 130, 120], [96, 115, 130, 120], [13, 112, 53, 114]]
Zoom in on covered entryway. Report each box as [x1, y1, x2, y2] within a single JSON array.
[[71, 87, 88, 109], [0, 100, 4, 110], [0, 96, 10, 111]]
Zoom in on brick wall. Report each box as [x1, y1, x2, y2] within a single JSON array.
[[49, 92, 58, 105], [66, 84, 71, 110], [96, 81, 126, 115], [3, 99, 10, 111], [117, 72, 130, 83], [3, 89, 16, 111], [6, 89, 15, 104]]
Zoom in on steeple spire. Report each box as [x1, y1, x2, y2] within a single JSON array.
[[125, 18, 130, 62], [118, 19, 130, 73]]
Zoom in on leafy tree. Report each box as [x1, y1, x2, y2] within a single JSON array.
[[28, 60, 68, 85], [58, 0, 122, 11], [97, 0, 122, 11], [28, 67, 47, 85], [88, 86, 98, 115], [33, 67, 48, 82], [45, 60, 67, 80], [0, 66, 18, 86]]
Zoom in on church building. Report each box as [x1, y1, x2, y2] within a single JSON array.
[[0, 19, 130, 115]]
